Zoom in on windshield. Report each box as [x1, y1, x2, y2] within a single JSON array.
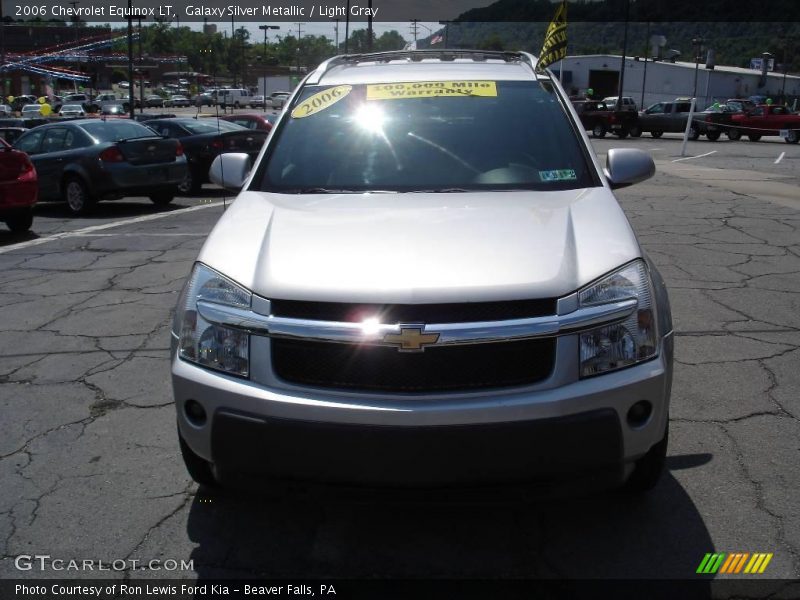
[[80, 121, 158, 142], [179, 119, 245, 134], [255, 80, 595, 192]]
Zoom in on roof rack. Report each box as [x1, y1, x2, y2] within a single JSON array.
[[306, 49, 541, 85]]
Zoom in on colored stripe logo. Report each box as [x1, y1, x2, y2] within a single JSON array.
[[697, 553, 773, 575]]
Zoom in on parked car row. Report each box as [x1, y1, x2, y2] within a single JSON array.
[[143, 118, 268, 194], [572, 96, 799, 144], [1, 115, 270, 232]]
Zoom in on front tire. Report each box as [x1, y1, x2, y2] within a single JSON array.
[[592, 123, 606, 138], [727, 128, 741, 141], [177, 168, 201, 196], [650, 130, 663, 138], [178, 425, 218, 488], [785, 130, 799, 144], [747, 134, 761, 142], [706, 131, 721, 141], [629, 124, 642, 137], [688, 125, 700, 141], [623, 421, 669, 493], [63, 176, 94, 215], [5, 208, 33, 233], [149, 191, 175, 206]]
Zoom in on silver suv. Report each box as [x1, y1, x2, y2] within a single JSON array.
[[171, 50, 673, 492]]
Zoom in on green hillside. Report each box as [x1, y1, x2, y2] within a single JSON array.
[[433, 21, 799, 73]]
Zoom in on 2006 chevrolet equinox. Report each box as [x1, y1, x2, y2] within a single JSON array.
[[171, 50, 673, 493]]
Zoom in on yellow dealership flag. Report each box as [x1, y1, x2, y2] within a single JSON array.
[[537, 0, 568, 71]]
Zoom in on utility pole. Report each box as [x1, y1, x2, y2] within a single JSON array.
[[334, 19, 339, 50], [438, 21, 451, 49], [0, 1, 5, 101], [231, 14, 236, 86], [615, 0, 630, 111], [641, 21, 650, 110], [259, 25, 279, 102], [680, 36, 704, 157], [295, 22, 304, 76], [127, 0, 134, 120], [137, 17, 144, 113], [367, 0, 373, 51], [240, 27, 246, 89], [176, 14, 181, 77], [781, 39, 789, 102], [344, 0, 350, 53], [410, 19, 419, 43], [69, 1, 80, 94]]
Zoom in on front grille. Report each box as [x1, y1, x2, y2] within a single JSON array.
[[271, 337, 556, 393], [270, 298, 557, 324]]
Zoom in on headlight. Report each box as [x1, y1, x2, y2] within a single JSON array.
[[174, 263, 251, 378], [578, 260, 658, 378]]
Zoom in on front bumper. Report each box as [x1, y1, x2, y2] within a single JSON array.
[[172, 333, 673, 486]]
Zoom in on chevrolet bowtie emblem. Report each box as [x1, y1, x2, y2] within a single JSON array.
[[382, 326, 440, 352]]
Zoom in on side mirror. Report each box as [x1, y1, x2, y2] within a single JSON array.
[[209, 153, 251, 191], [604, 148, 655, 189]]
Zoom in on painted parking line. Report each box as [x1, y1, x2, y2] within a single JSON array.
[[775, 152, 785, 164], [74, 232, 209, 237], [0, 201, 224, 255], [671, 150, 718, 163]]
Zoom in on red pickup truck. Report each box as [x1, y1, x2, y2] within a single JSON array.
[[729, 104, 800, 143]]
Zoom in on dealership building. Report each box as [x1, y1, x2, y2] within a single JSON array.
[[557, 54, 800, 110]]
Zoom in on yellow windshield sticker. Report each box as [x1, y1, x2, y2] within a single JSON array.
[[367, 81, 498, 100], [291, 85, 352, 119]]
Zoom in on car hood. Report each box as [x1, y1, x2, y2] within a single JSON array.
[[197, 188, 641, 304]]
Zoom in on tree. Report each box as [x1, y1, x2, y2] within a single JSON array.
[[478, 34, 505, 51], [340, 29, 374, 53], [375, 31, 406, 52]]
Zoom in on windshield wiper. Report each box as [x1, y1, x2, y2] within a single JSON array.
[[278, 187, 363, 194], [409, 188, 471, 193]]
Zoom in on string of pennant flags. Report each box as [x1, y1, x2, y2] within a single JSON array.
[[0, 31, 186, 82]]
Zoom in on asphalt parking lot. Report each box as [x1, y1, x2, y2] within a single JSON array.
[[0, 133, 798, 587]]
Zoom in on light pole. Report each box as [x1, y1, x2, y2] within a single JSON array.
[[641, 21, 650, 110], [259, 25, 279, 104], [175, 14, 181, 78], [295, 23, 304, 77], [127, 0, 134, 120], [692, 38, 704, 101], [231, 15, 236, 86], [344, 0, 350, 53], [367, 0, 373, 51], [780, 40, 789, 102], [137, 17, 145, 113], [69, 1, 80, 93], [680, 36, 704, 157], [438, 21, 452, 48], [615, 0, 630, 111]]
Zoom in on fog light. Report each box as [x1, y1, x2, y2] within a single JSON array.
[[627, 400, 652, 428], [185, 400, 207, 426]]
